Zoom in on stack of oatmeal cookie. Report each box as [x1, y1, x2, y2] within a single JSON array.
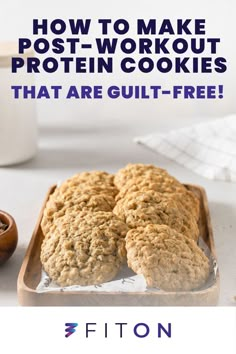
[[41, 171, 128, 286], [40, 164, 210, 291]]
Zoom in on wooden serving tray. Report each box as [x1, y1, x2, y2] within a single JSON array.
[[17, 184, 220, 306]]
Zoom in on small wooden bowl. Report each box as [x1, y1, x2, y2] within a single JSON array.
[[0, 210, 18, 265]]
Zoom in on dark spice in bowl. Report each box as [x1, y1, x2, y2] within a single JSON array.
[[0, 220, 8, 234], [0, 211, 18, 265]]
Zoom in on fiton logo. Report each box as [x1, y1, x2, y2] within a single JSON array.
[[65, 323, 78, 338]]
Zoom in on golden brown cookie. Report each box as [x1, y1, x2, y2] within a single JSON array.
[[41, 171, 118, 235], [126, 224, 210, 291], [41, 189, 116, 235], [113, 191, 199, 241], [41, 211, 129, 286], [114, 163, 168, 189], [60, 171, 118, 198], [115, 176, 199, 220]]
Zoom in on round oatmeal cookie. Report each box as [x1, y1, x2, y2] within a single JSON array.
[[41, 211, 129, 286], [60, 184, 118, 199], [126, 224, 210, 291], [113, 191, 199, 241], [60, 171, 118, 198], [114, 163, 168, 189], [58, 185, 116, 202], [41, 190, 116, 235], [115, 176, 199, 220]]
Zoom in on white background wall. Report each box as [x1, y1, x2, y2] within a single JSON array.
[[0, 0, 235, 129]]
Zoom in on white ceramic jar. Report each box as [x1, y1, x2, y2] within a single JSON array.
[[0, 42, 37, 166]]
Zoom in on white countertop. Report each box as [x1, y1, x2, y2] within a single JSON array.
[[0, 114, 236, 306]]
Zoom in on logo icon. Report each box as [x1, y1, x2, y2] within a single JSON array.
[[65, 323, 78, 338]]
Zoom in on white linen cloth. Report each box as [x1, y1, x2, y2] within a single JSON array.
[[135, 115, 236, 182]]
